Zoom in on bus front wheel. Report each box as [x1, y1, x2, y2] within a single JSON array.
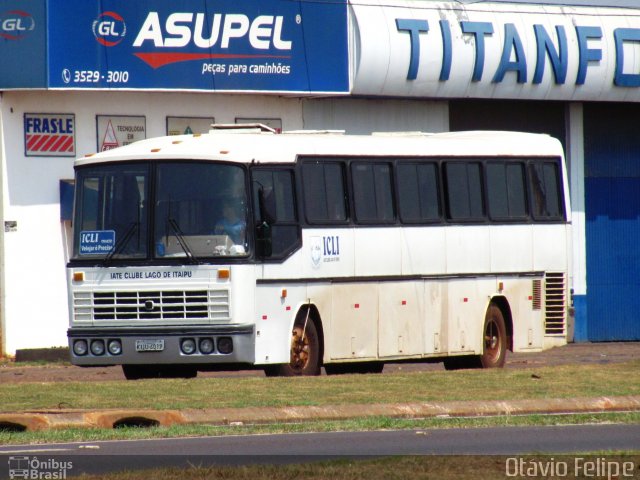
[[264, 317, 321, 377]]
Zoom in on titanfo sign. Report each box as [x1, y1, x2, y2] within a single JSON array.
[[351, 1, 640, 102]]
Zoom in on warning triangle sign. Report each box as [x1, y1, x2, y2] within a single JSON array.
[[101, 120, 119, 151]]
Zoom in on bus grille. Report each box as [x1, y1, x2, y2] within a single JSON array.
[[73, 289, 230, 322], [531, 279, 542, 310], [544, 272, 566, 335]]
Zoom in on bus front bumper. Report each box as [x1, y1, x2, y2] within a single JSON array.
[[67, 324, 255, 366]]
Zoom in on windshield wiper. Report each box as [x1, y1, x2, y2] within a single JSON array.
[[167, 217, 200, 264], [103, 222, 138, 266]]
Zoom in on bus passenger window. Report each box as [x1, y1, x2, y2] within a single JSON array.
[[302, 162, 347, 223], [445, 162, 485, 221], [397, 162, 440, 223], [486, 162, 527, 220], [351, 162, 395, 223], [529, 162, 563, 220]]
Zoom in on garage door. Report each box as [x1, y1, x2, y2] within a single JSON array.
[[584, 103, 640, 341]]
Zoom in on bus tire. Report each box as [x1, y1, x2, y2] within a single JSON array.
[[443, 304, 507, 370], [479, 303, 507, 368], [265, 317, 321, 377]]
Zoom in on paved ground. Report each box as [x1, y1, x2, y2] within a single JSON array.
[[1, 342, 638, 383]]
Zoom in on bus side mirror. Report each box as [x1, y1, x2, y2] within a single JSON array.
[[256, 222, 272, 258], [256, 187, 275, 258], [258, 187, 277, 225]]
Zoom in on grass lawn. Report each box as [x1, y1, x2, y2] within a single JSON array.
[[0, 360, 638, 412]]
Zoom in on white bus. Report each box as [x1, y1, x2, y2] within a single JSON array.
[[67, 125, 571, 379]]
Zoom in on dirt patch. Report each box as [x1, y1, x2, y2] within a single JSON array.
[[1, 342, 638, 383]]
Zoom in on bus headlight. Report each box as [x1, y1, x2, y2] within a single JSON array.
[[73, 340, 88, 356], [107, 339, 122, 356], [199, 338, 215, 355], [181, 338, 196, 355], [217, 337, 233, 354], [90, 340, 106, 356]]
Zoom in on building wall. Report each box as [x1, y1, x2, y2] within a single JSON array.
[[302, 98, 448, 134]]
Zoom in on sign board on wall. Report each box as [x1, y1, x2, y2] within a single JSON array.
[[96, 115, 146, 151], [166, 117, 214, 136], [24, 113, 75, 157], [351, 0, 640, 102], [0, 1, 47, 88], [45, 0, 349, 94]]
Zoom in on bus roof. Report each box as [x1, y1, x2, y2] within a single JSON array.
[[75, 129, 564, 167]]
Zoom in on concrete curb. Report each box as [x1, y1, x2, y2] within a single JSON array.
[[1, 395, 639, 431]]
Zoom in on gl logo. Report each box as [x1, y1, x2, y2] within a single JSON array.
[[0, 11, 35, 40], [92, 11, 127, 47]]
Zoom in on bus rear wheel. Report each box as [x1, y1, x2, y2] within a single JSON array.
[[443, 303, 507, 370], [264, 317, 321, 377], [479, 303, 507, 368]]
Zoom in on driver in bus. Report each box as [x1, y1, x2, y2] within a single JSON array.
[[214, 199, 246, 245]]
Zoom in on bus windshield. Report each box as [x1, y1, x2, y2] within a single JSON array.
[[72, 162, 249, 260]]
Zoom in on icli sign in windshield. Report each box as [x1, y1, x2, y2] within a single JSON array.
[[47, 0, 348, 94]]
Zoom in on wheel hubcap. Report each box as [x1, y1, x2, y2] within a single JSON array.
[[291, 326, 310, 371], [484, 320, 500, 361]]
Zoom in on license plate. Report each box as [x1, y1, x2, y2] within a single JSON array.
[[135, 339, 165, 352]]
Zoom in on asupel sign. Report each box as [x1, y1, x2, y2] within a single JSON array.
[[47, 0, 348, 93], [131, 12, 292, 69], [351, 2, 640, 101], [132, 13, 292, 49]]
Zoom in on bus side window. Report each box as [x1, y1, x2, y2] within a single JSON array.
[[444, 162, 485, 221], [528, 161, 564, 220], [486, 162, 527, 221], [251, 169, 300, 258], [397, 162, 440, 223], [301, 162, 348, 223], [351, 162, 395, 223]]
